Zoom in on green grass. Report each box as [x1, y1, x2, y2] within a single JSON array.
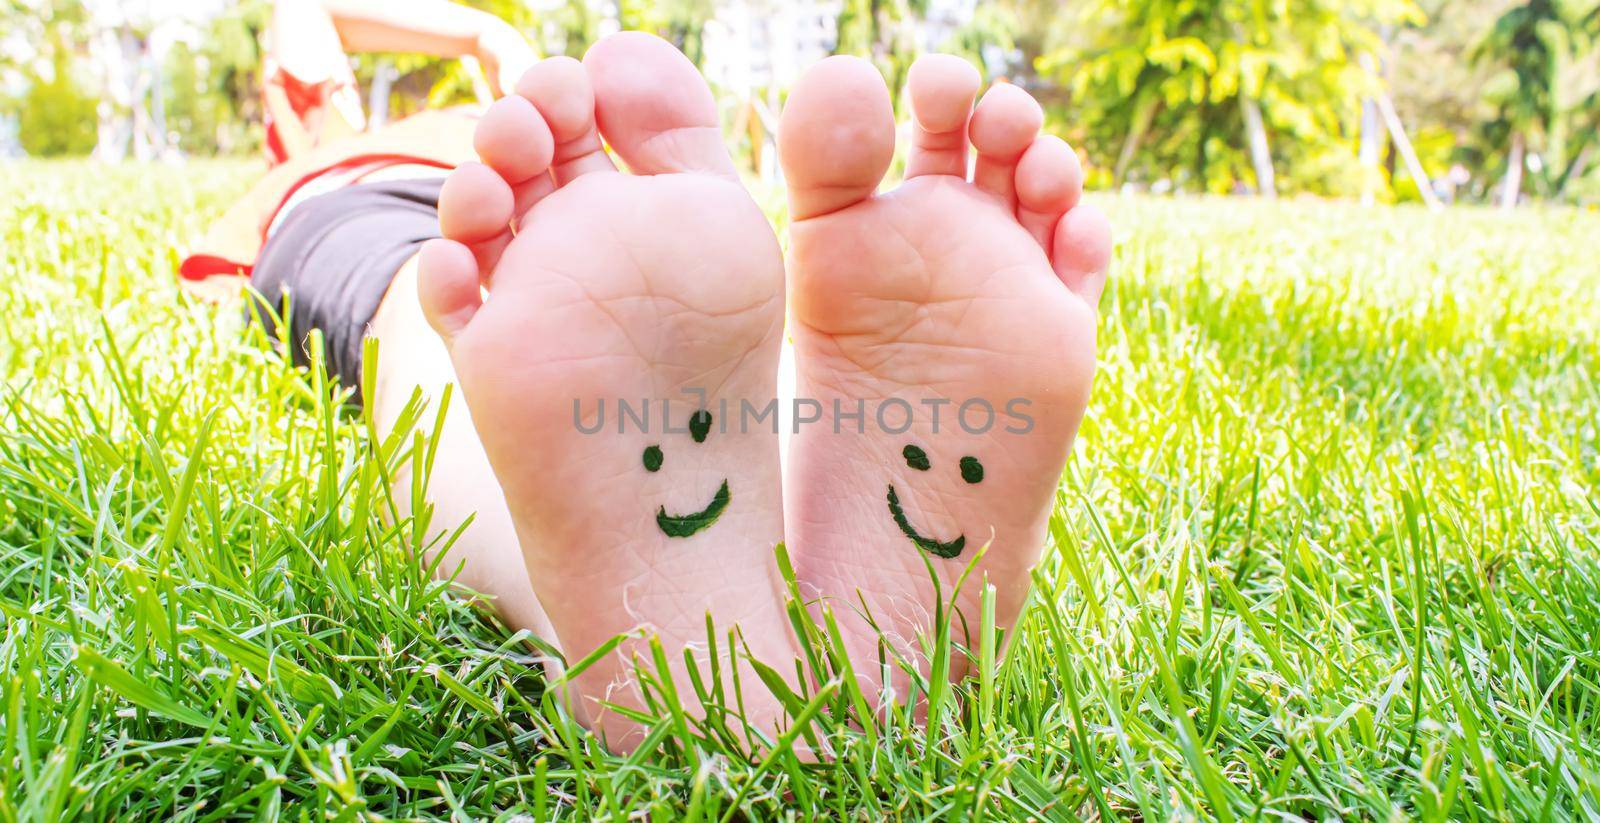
[[2, 158, 1599, 820]]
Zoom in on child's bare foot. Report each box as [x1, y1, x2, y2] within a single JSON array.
[[778, 56, 1111, 698], [417, 33, 792, 749]]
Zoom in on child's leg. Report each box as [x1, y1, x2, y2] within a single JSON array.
[[367, 254, 555, 640], [248, 176, 550, 641]]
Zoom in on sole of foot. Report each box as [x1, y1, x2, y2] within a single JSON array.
[[777, 54, 1112, 701], [417, 33, 794, 751]]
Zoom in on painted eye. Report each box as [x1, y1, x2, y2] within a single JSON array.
[[960, 456, 984, 484], [642, 445, 663, 472], [689, 409, 712, 443], [902, 444, 930, 471]]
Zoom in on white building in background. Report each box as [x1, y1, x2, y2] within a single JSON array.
[[919, 0, 979, 54], [700, 0, 840, 95], [0, 62, 20, 157], [697, 0, 977, 179], [699, 0, 839, 181], [0, 115, 19, 159], [699, 0, 976, 94]]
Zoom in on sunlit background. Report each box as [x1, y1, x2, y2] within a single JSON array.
[[1, 0, 1596, 207]]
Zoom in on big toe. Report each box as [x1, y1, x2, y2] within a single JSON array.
[[778, 55, 895, 221], [583, 32, 736, 179]]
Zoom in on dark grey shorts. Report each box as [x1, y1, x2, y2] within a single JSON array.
[[249, 178, 444, 403]]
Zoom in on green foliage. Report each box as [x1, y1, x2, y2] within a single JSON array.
[[1044, 0, 1422, 194], [1471, 0, 1600, 198], [17, 59, 96, 157], [3, 0, 94, 157], [544, 0, 604, 58], [834, 0, 930, 106], [620, 0, 716, 65], [0, 0, 90, 75], [7, 0, 1594, 199], [1474, 0, 1570, 127], [162, 2, 271, 156], [4, 161, 1600, 817]]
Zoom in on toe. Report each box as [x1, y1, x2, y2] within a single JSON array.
[[969, 83, 1043, 207], [474, 95, 555, 185], [516, 56, 615, 184], [905, 55, 980, 179], [439, 161, 516, 279], [1051, 203, 1113, 306], [416, 238, 483, 345], [778, 55, 895, 221], [583, 32, 738, 179], [1014, 135, 1083, 249], [439, 161, 514, 245]]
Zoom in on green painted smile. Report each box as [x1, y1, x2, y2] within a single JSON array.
[[888, 444, 985, 559], [644, 409, 730, 538], [657, 480, 730, 538], [887, 483, 965, 559]]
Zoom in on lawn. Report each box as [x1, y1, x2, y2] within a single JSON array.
[[2, 159, 1598, 820]]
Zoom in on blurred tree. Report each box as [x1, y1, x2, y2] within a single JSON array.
[[1471, 0, 1599, 207], [1045, 0, 1422, 196], [973, 0, 1049, 86], [1555, 82, 1598, 197], [2, 0, 96, 157], [0, 0, 90, 74], [1381, 0, 1501, 201], [18, 45, 97, 157], [162, 1, 271, 155], [548, 0, 604, 58], [620, 0, 716, 65]]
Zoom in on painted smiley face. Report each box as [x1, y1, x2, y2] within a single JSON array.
[[642, 409, 730, 538], [886, 444, 983, 559]]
